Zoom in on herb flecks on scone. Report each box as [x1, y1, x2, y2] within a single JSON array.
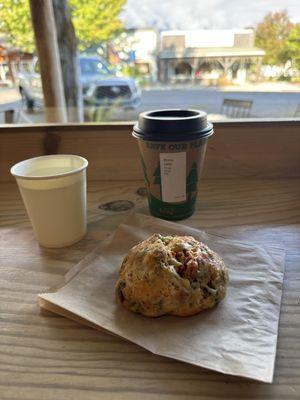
[[115, 234, 229, 317]]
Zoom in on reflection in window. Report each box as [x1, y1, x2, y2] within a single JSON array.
[[79, 58, 111, 76]]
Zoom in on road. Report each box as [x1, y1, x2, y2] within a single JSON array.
[[1, 87, 300, 123], [34, 87, 300, 122], [126, 87, 300, 120]]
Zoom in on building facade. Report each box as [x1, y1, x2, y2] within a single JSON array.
[[158, 29, 265, 84]]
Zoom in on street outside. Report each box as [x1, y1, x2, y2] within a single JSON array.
[[0, 3, 300, 124], [130, 83, 300, 119], [0, 82, 299, 124]]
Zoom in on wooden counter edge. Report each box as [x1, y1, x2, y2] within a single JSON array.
[[0, 119, 299, 181]]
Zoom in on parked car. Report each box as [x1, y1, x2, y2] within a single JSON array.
[[17, 56, 141, 110]]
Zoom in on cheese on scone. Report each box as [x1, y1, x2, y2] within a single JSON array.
[[115, 234, 229, 317]]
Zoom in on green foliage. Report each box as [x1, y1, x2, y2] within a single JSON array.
[[286, 23, 300, 70], [86, 99, 120, 122], [121, 64, 143, 79], [0, 0, 125, 53], [121, 64, 149, 86], [255, 10, 293, 65], [0, 0, 34, 52], [68, 0, 125, 50]]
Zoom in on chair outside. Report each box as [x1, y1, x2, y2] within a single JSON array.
[[294, 103, 300, 117], [221, 98, 253, 118]]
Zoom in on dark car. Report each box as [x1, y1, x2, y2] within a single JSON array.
[[18, 56, 141, 110]]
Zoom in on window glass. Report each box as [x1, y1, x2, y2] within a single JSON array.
[[33, 60, 40, 74], [0, 0, 299, 124], [79, 58, 111, 76], [20, 62, 33, 74]]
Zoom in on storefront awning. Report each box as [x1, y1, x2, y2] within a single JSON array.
[[159, 47, 265, 59]]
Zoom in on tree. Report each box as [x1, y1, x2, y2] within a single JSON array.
[[0, 0, 126, 52], [186, 162, 198, 201], [153, 162, 161, 199], [286, 23, 300, 70], [255, 10, 293, 65], [68, 0, 125, 50], [53, 0, 83, 122], [153, 163, 161, 185], [0, 0, 34, 52], [140, 155, 150, 186]]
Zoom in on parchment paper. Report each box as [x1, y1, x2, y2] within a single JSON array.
[[38, 213, 285, 383]]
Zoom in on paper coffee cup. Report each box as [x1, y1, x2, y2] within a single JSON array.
[[10, 155, 88, 248], [133, 109, 213, 220]]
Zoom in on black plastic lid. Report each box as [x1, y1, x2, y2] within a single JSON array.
[[133, 109, 213, 141]]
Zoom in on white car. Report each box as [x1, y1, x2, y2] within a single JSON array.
[[18, 56, 141, 110]]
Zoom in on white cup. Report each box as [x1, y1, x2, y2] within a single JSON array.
[[10, 154, 88, 248]]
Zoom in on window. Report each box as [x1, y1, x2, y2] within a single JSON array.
[[0, 0, 299, 124], [79, 58, 111, 76], [33, 60, 40, 74]]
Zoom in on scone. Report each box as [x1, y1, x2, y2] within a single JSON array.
[[115, 234, 229, 317]]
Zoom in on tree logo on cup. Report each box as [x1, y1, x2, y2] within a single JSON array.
[[153, 162, 162, 199], [140, 155, 150, 193], [186, 162, 198, 202]]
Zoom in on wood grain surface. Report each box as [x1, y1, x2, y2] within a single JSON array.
[[1, 120, 300, 182], [1, 179, 300, 400]]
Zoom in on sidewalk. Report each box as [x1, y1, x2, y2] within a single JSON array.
[[0, 86, 22, 123], [143, 81, 300, 92], [221, 81, 300, 92]]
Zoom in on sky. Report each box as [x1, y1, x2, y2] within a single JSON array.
[[121, 0, 300, 30]]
